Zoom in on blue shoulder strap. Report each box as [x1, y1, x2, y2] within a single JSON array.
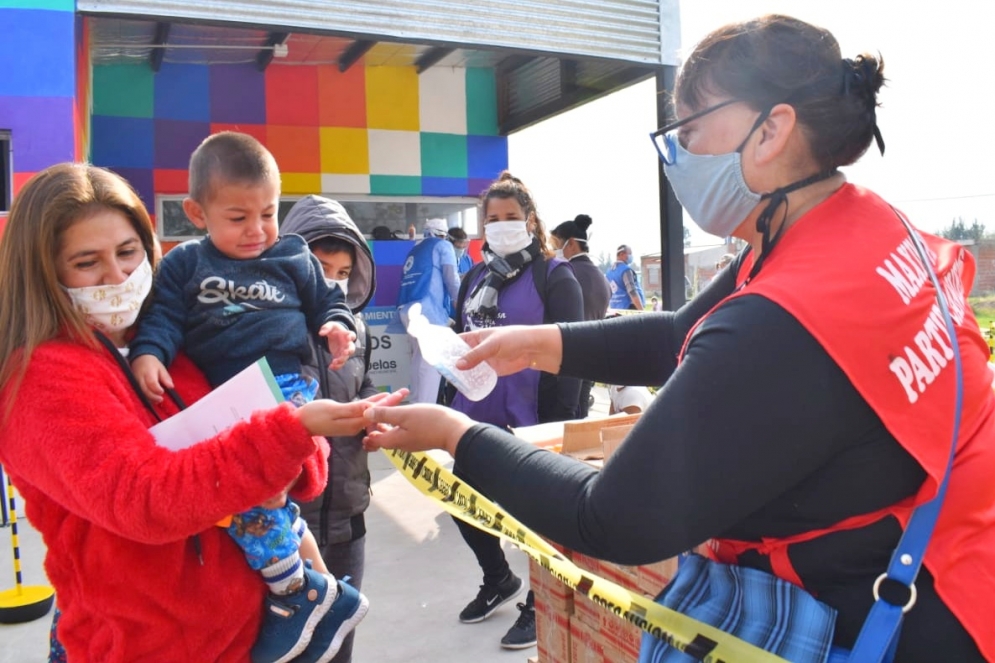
[[846, 210, 964, 662]]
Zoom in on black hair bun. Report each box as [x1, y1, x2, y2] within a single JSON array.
[[573, 214, 593, 232]]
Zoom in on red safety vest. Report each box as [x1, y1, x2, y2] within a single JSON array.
[[683, 184, 995, 658]]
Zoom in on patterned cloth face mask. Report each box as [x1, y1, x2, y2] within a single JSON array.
[[62, 255, 153, 333]]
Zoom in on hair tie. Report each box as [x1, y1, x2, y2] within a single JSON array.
[[841, 58, 861, 95], [842, 57, 885, 156]]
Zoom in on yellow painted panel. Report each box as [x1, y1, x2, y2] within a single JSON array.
[[366, 67, 419, 131], [281, 173, 322, 195], [320, 127, 369, 174]]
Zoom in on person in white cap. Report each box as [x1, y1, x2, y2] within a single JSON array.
[[393, 218, 461, 403]]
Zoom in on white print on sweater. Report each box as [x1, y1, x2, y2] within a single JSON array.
[[197, 276, 287, 307]]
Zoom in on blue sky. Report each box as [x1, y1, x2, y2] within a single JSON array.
[[510, 0, 995, 260]]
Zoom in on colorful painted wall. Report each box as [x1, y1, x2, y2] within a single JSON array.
[[89, 61, 508, 212], [0, 0, 80, 196], [88, 59, 506, 306]]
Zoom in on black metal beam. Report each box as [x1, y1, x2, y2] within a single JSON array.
[[255, 32, 290, 72], [149, 22, 170, 72], [338, 39, 376, 73], [496, 54, 537, 75], [415, 46, 454, 73], [655, 67, 685, 311], [560, 60, 578, 94], [499, 65, 654, 134]]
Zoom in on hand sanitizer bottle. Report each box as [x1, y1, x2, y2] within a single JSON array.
[[406, 303, 497, 401]]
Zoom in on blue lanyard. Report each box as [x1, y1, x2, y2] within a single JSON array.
[[847, 210, 964, 662]]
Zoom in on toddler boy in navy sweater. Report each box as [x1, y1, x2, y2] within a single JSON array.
[[131, 131, 367, 663]]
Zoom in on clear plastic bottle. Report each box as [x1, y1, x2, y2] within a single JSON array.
[[406, 303, 497, 401]]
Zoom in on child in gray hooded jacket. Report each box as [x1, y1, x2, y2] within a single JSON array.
[[280, 195, 378, 663]]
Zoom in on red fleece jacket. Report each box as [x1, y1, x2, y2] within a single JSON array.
[[0, 340, 329, 662]]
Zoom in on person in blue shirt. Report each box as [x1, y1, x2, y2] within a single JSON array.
[[393, 217, 461, 403], [129, 131, 367, 663], [606, 243, 646, 310], [448, 226, 474, 278]]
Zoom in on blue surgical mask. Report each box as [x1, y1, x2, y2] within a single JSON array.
[[662, 135, 762, 239]]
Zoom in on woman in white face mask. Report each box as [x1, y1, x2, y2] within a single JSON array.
[[362, 15, 993, 662], [550, 214, 611, 417], [0, 163, 402, 663], [443, 170, 584, 650]]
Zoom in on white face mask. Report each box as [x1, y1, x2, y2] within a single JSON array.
[[326, 277, 349, 295], [63, 255, 153, 334], [553, 237, 574, 261], [484, 221, 531, 257]]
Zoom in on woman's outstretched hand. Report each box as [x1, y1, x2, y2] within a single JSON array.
[[456, 324, 563, 376], [297, 389, 408, 438], [362, 404, 475, 457]]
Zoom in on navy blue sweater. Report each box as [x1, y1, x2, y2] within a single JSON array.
[[131, 235, 355, 387]]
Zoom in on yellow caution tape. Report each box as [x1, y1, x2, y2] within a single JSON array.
[[383, 448, 788, 663]]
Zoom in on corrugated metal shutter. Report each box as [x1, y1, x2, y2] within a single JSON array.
[[77, 0, 670, 65]]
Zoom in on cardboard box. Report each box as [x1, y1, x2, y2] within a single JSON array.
[[600, 423, 634, 460], [529, 557, 574, 614], [513, 412, 642, 463], [561, 413, 641, 462], [570, 615, 640, 663], [535, 596, 571, 663]]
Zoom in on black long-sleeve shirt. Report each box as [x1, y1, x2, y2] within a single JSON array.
[[453, 259, 983, 660]]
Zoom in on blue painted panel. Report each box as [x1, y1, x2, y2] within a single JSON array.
[[0, 9, 75, 97], [422, 177, 469, 196], [467, 135, 508, 180], [91, 115, 155, 169], [154, 63, 210, 121]]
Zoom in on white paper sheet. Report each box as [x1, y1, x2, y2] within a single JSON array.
[[149, 359, 285, 451]]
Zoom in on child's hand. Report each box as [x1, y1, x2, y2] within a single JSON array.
[[319, 321, 357, 371], [131, 354, 174, 404]]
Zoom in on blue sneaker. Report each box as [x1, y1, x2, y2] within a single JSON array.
[[295, 578, 369, 663], [250, 564, 335, 663]]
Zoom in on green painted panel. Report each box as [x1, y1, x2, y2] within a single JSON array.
[[370, 175, 421, 196], [93, 64, 153, 118], [466, 68, 498, 136], [421, 132, 467, 179]]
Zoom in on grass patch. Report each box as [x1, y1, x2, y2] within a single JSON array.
[[970, 296, 995, 332]]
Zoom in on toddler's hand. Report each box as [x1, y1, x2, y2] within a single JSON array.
[[319, 322, 357, 371], [131, 355, 174, 404]]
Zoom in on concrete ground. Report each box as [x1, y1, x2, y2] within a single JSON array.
[[0, 387, 610, 662]]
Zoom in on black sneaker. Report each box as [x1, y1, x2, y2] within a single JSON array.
[[500, 602, 537, 650], [458, 573, 523, 623]]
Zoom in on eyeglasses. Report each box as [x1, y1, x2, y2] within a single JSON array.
[[649, 99, 741, 166]]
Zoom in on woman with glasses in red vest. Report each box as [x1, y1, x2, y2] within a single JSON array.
[[363, 14, 994, 661]]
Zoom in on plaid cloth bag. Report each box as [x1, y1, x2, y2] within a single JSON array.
[[637, 554, 838, 663]]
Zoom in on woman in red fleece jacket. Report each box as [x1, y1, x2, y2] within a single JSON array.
[[0, 163, 399, 662]]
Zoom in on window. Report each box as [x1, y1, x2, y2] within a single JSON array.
[[0, 130, 11, 214], [155, 194, 479, 241], [647, 264, 661, 287]]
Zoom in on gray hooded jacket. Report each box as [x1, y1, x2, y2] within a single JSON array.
[[281, 195, 378, 547]]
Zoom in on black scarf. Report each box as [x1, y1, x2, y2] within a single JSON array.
[[464, 238, 540, 326]]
